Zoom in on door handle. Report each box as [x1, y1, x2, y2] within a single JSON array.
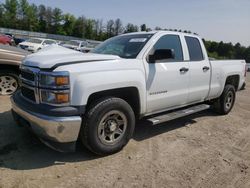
[[203, 66, 210, 71], [179, 67, 189, 73]]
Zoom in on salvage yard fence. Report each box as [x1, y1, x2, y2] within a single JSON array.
[[0, 27, 96, 42]]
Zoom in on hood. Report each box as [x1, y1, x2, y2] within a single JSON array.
[[22, 44, 121, 69]]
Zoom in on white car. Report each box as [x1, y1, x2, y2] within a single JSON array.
[[62, 40, 87, 51], [18, 38, 57, 53], [62, 40, 102, 52], [12, 31, 246, 155]]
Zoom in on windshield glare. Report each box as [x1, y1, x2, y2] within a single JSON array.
[[91, 34, 153, 58]]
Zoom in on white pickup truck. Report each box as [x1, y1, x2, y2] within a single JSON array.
[[11, 31, 247, 155]]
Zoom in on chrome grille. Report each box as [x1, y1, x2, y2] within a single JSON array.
[[21, 86, 36, 102], [21, 71, 35, 81], [20, 66, 40, 103]]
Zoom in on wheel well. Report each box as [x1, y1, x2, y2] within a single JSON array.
[[225, 75, 239, 90], [0, 64, 20, 74], [87, 87, 141, 118]]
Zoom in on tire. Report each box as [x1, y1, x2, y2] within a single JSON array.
[[0, 70, 20, 96], [80, 97, 135, 155], [212, 84, 236, 115]]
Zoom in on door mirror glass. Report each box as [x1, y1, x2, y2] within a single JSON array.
[[149, 49, 175, 63]]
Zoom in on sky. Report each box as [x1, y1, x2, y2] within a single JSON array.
[[1, 0, 250, 46]]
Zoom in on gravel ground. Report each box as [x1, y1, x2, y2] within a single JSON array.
[[0, 74, 250, 188]]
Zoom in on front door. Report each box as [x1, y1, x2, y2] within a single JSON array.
[[145, 34, 190, 114]]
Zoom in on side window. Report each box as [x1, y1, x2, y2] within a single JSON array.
[[153, 35, 183, 61], [185, 36, 204, 61]]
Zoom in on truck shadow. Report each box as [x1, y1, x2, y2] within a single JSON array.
[[0, 109, 218, 170], [133, 110, 219, 141]]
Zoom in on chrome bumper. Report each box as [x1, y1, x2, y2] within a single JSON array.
[[11, 97, 82, 145]]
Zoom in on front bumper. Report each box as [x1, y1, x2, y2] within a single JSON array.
[[11, 96, 82, 152]]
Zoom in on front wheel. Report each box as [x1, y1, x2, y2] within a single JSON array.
[[80, 97, 135, 155], [0, 70, 19, 95], [212, 84, 236, 115]]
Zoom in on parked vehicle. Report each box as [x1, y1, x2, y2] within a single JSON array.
[[81, 40, 102, 53], [0, 44, 30, 95], [4, 33, 26, 45], [0, 34, 14, 45], [62, 40, 87, 51], [11, 31, 246, 155], [62, 40, 102, 52], [18, 38, 57, 52], [247, 63, 250, 71]]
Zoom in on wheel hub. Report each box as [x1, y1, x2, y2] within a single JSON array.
[[0, 75, 18, 95], [107, 120, 117, 132], [98, 110, 128, 145]]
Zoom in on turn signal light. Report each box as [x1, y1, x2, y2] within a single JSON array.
[[55, 77, 69, 85]]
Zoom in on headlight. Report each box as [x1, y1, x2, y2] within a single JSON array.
[[39, 71, 70, 89], [39, 71, 70, 105], [40, 90, 70, 105]]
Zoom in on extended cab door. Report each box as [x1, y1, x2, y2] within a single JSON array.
[[184, 36, 210, 103], [145, 34, 190, 114]]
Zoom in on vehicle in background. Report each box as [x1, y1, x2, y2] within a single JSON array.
[[4, 33, 26, 45], [18, 38, 57, 53], [62, 40, 87, 51], [12, 31, 246, 155], [247, 63, 250, 71], [58, 41, 66, 46], [81, 40, 102, 53], [0, 34, 14, 45], [62, 40, 102, 52], [0, 44, 30, 95]]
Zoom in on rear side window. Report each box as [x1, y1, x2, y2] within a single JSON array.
[[185, 36, 204, 61], [153, 35, 183, 61]]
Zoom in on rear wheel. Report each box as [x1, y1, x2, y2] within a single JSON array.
[[0, 70, 19, 95], [212, 84, 236, 115], [80, 97, 135, 155]]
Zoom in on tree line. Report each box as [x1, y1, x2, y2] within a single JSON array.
[[0, 0, 249, 62]]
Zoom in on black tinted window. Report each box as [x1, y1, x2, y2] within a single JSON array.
[[185, 36, 204, 61], [153, 35, 183, 61]]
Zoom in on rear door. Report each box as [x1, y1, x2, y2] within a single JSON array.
[[185, 36, 210, 103]]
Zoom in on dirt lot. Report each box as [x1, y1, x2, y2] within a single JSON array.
[[0, 75, 250, 188]]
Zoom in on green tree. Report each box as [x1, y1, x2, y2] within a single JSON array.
[[0, 4, 5, 27], [124, 23, 138, 33], [63, 13, 76, 36], [3, 0, 18, 28], [52, 8, 64, 34], [106, 19, 114, 38], [72, 16, 86, 38], [140, 24, 146, 31], [114, 18, 123, 35], [38, 4, 46, 32]]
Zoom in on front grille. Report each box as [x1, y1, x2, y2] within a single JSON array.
[[21, 86, 36, 102], [21, 70, 35, 81]]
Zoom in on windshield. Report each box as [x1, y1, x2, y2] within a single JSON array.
[[65, 40, 81, 46], [91, 34, 153, 58], [27, 38, 43, 44]]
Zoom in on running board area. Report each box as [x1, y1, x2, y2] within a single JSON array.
[[147, 104, 210, 125]]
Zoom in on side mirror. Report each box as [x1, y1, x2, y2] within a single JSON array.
[[149, 49, 175, 63]]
